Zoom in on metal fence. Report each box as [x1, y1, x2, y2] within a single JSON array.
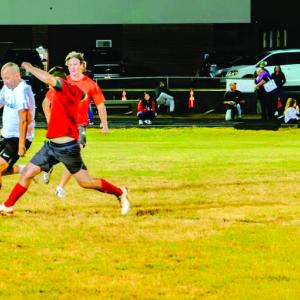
[[94, 76, 258, 114]]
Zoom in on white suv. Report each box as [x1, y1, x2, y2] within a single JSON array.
[[218, 49, 300, 86]]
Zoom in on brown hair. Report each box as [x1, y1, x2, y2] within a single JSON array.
[[284, 97, 297, 112], [65, 51, 85, 65]]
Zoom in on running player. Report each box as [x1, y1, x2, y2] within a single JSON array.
[[0, 63, 130, 216], [43, 51, 108, 198], [0, 62, 35, 188]]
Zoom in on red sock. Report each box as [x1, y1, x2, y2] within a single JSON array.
[[4, 183, 28, 207], [99, 179, 122, 197]]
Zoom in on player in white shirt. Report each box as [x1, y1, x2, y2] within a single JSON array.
[[0, 62, 35, 188]]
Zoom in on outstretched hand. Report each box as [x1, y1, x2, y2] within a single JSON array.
[[21, 62, 32, 72]]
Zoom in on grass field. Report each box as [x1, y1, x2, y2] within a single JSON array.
[[1, 127, 300, 299]]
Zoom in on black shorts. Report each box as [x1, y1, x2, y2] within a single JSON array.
[[30, 140, 87, 174], [0, 137, 32, 171]]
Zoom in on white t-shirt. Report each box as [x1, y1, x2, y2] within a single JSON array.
[[284, 107, 299, 123], [0, 80, 36, 141]]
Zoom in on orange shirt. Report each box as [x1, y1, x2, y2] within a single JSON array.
[[67, 75, 105, 126]]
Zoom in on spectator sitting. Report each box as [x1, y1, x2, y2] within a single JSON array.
[[137, 92, 156, 125], [155, 81, 175, 114], [284, 98, 299, 124], [223, 82, 245, 121]]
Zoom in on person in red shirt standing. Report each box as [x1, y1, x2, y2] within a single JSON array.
[[0, 63, 130, 216], [43, 51, 108, 198], [65, 51, 108, 132]]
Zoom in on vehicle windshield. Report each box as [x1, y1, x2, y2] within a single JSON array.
[[230, 52, 270, 66]]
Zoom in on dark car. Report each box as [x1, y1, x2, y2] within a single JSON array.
[[196, 52, 242, 77]]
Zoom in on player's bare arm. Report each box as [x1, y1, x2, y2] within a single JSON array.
[[18, 109, 29, 157], [42, 97, 51, 123], [97, 102, 109, 133], [21, 62, 57, 87]]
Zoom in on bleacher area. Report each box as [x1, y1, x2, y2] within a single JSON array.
[[1, 75, 299, 131], [32, 112, 294, 131]]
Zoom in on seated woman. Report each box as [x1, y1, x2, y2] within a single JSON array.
[[284, 98, 300, 124], [155, 81, 175, 113], [137, 92, 157, 125]]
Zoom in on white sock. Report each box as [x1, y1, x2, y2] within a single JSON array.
[[18, 165, 25, 174]]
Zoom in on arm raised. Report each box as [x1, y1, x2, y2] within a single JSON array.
[[21, 62, 57, 87]]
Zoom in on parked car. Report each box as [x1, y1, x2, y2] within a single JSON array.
[[214, 48, 300, 86], [194, 52, 241, 77]]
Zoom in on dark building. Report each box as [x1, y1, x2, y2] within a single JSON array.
[[0, 1, 297, 76]]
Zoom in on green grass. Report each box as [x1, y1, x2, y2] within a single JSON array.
[[1, 127, 300, 299]]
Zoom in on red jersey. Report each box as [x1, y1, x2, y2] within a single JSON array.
[[67, 75, 105, 126], [45, 80, 84, 140], [137, 99, 156, 113]]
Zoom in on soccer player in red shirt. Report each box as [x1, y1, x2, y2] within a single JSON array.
[[65, 51, 108, 133], [43, 51, 109, 198], [0, 63, 130, 216]]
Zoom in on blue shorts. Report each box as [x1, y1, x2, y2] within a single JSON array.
[[30, 140, 87, 174]]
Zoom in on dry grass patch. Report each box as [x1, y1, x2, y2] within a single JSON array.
[[1, 128, 300, 299]]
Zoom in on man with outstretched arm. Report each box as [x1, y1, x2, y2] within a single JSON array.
[[0, 63, 130, 216], [42, 51, 108, 198]]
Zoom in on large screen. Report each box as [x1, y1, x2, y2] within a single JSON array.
[[1, 0, 250, 24]]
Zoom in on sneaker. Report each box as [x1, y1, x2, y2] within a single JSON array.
[[145, 119, 152, 125], [0, 203, 14, 216], [118, 187, 130, 215], [55, 186, 65, 199], [138, 120, 144, 125], [43, 168, 53, 184]]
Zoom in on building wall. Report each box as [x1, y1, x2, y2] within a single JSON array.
[[122, 24, 214, 76], [0, 26, 33, 48], [0, 0, 299, 76], [47, 25, 123, 67], [11, 24, 215, 75], [0, 0, 250, 24]]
